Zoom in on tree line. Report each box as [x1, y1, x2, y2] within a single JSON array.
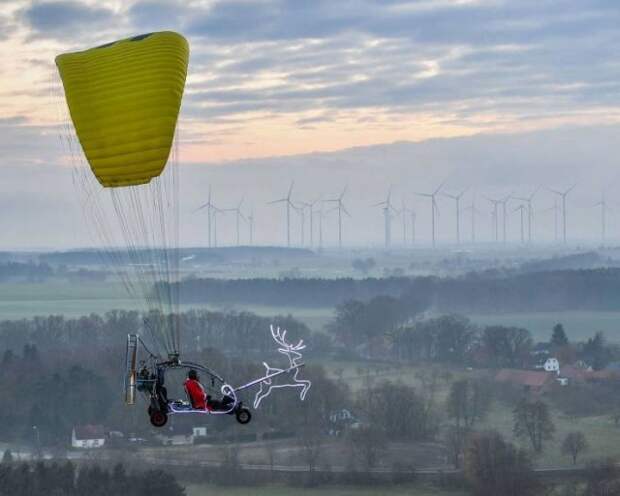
[[0, 460, 184, 496], [328, 297, 620, 370]]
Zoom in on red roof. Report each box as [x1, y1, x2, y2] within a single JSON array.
[[495, 369, 554, 388], [74, 425, 105, 440]]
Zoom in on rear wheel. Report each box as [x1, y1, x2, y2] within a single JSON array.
[[235, 407, 251, 425], [150, 410, 168, 428]]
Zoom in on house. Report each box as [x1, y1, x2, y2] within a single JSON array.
[[328, 408, 359, 436], [495, 369, 555, 394], [543, 358, 560, 374], [71, 425, 105, 449], [155, 423, 194, 446], [193, 426, 207, 438]]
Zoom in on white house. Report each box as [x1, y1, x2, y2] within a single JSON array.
[[544, 358, 560, 375], [156, 424, 194, 446], [193, 426, 207, 438], [71, 425, 105, 449]]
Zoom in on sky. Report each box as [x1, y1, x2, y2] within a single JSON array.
[[0, 0, 619, 248]]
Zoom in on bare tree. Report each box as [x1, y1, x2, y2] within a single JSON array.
[[298, 426, 324, 474], [465, 431, 538, 496], [447, 379, 492, 430], [513, 399, 555, 453], [562, 431, 588, 465], [348, 425, 386, 472]]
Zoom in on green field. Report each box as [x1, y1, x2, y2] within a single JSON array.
[[0, 281, 332, 331], [478, 402, 620, 467], [2, 280, 620, 343], [185, 483, 467, 496]]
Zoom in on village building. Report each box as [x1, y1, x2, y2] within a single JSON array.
[[71, 425, 105, 449], [495, 369, 556, 394]]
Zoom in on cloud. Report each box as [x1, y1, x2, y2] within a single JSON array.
[[20, 1, 116, 39], [128, 0, 184, 32]]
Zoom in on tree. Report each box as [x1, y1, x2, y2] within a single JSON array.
[[583, 458, 620, 496], [445, 425, 467, 468], [582, 332, 612, 370], [562, 431, 588, 465], [447, 379, 492, 430], [513, 399, 555, 453], [298, 425, 323, 475], [1, 449, 12, 464], [551, 323, 569, 347], [352, 257, 376, 275], [481, 326, 533, 368], [464, 431, 538, 496], [348, 425, 387, 472]]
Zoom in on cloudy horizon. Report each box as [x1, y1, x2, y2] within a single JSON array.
[[0, 1, 619, 248]]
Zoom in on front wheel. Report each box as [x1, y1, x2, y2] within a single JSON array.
[[235, 407, 252, 425], [150, 410, 168, 428]]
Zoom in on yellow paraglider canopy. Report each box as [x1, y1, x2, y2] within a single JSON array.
[[56, 31, 189, 187]]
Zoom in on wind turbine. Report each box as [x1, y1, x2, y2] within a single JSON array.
[[594, 192, 608, 244], [414, 181, 444, 248], [223, 198, 247, 246], [514, 204, 526, 244], [293, 202, 306, 246], [300, 198, 320, 247], [498, 194, 512, 244], [269, 181, 295, 247], [548, 185, 576, 244], [484, 196, 500, 242], [315, 203, 328, 250], [442, 188, 468, 244], [194, 186, 222, 248], [373, 188, 398, 248], [325, 187, 350, 249], [511, 187, 539, 244], [247, 210, 255, 245], [400, 200, 416, 246], [463, 194, 481, 243], [539, 200, 560, 242]]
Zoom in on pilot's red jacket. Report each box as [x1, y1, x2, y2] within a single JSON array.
[[184, 378, 207, 410]]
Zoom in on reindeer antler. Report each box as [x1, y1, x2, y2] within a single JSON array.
[[270, 325, 306, 351]]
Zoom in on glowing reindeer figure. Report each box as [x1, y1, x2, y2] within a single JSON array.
[[253, 325, 311, 408]]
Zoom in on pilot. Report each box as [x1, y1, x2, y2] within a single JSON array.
[[184, 369, 207, 410]]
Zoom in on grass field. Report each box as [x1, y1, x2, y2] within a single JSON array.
[[0, 281, 333, 331], [2, 280, 620, 343], [185, 483, 468, 496], [478, 402, 620, 467]]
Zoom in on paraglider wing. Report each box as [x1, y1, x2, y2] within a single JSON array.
[[55, 31, 189, 187]]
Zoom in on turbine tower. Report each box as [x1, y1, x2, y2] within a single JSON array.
[[442, 188, 468, 244], [463, 195, 481, 243], [373, 188, 398, 248], [548, 185, 575, 244], [594, 192, 608, 244], [484, 196, 500, 242], [269, 181, 295, 247], [315, 203, 328, 250], [498, 194, 512, 244], [512, 187, 539, 244], [223, 198, 246, 246], [325, 187, 350, 249], [194, 186, 221, 248], [414, 181, 444, 248], [293, 202, 306, 246], [400, 200, 416, 246], [514, 204, 526, 244], [247, 210, 255, 245], [300, 198, 320, 247]]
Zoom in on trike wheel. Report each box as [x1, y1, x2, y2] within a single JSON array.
[[235, 407, 252, 425], [150, 410, 168, 428]]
